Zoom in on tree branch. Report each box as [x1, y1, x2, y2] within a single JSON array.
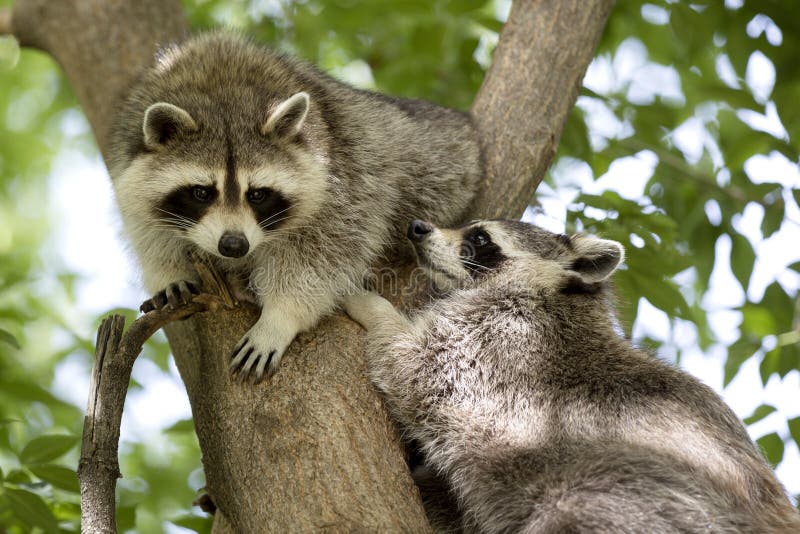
[[8, 0, 188, 160], [471, 0, 614, 219], [14, 0, 614, 530], [78, 258, 233, 533]]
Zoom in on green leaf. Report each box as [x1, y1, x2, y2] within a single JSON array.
[[51, 500, 81, 523], [760, 343, 800, 384], [743, 404, 776, 426], [559, 107, 592, 161], [729, 233, 755, 291], [741, 305, 776, 339], [788, 417, 800, 447], [117, 504, 136, 532], [761, 282, 795, 332], [164, 418, 195, 434], [760, 197, 785, 238], [101, 306, 139, 325], [0, 327, 20, 349], [637, 277, 690, 319], [443, 0, 484, 15], [29, 464, 80, 493], [760, 348, 780, 385], [0, 35, 21, 71], [3, 487, 59, 533], [0, 379, 82, 414], [724, 339, 759, 387], [143, 334, 172, 372], [0, 418, 22, 427], [170, 514, 213, 533], [19, 434, 78, 465], [4, 469, 31, 485], [756, 432, 785, 467]]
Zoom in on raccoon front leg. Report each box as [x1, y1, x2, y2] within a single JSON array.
[[343, 291, 421, 415], [139, 257, 200, 313], [229, 296, 320, 383], [140, 280, 200, 313], [343, 291, 411, 336]]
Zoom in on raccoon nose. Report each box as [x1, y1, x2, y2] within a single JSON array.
[[218, 232, 250, 258], [407, 220, 433, 242]]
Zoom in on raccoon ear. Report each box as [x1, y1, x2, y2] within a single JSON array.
[[143, 103, 198, 148], [261, 92, 309, 139], [568, 236, 625, 283]]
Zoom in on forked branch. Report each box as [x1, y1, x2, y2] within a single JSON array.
[[78, 257, 234, 533]]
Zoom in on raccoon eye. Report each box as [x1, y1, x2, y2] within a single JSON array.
[[193, 186, 213, 202], [247, 188, 270, 204], [470, 231, 489, 247]]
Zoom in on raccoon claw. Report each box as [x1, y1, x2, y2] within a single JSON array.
[[229, 313, 298, 383], [140, 281, 199, 313], [230, 339, 281, 383]]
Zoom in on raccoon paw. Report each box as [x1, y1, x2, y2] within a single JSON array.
[[140, 281, 199, 313], [229, 325, 295, 383]]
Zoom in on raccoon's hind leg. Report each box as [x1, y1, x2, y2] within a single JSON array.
[[140, 280, 200, 313]]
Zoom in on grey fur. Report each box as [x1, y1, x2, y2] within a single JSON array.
[[344, 219, 800, 533], [108, 32, 481, 380]]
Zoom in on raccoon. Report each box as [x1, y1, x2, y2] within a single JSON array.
[[107, 33, 481, 381], [344, 219, 800, 533]]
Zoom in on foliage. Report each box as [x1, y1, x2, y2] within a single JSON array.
[[0, 0, 797, 531], [545, 0, 800, 474], [0, 4, 86, 526]]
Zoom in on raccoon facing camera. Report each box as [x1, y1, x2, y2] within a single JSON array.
[[344, 219, 800, 533], [108, 33, 482, 382]]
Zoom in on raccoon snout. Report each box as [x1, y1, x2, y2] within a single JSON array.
[[218, 232, 250, 258], [407, 220, 433, 242]]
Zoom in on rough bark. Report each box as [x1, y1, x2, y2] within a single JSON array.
[[472, 0, 614, 219], [7, 0, 613, 530]]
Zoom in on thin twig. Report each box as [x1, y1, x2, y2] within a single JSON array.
[[78, 256, 234, 533]]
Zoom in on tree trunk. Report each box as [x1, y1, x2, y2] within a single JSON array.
[[471, 0, 615, 218], [8, 0, 613, 530]]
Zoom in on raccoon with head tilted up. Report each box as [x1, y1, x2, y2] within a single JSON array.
[[107, 33, 481, 381], [344, 219, 800, 533]]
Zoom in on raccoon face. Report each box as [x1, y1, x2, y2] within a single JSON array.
[[153, 167, 292, 259], [406, 219, 624, 292], [117, 92, 328, 261]]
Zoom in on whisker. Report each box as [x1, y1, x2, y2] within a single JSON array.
[[154, 210, 198, 231], [155, 207, 196, 223], [259, 230, 311, 239], [155, 221, 192, 229], [467, 264, 494, 271], [257, 206, 294, 226], [259, 218, 290, 229], [150, 225, 189, 232], [462, 260, 495, 272], [157, 216, 193, 225], [152, 222, 193, 231], [258, 216, 303, 230]]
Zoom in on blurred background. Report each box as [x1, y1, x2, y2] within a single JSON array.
[[0, 0, 798, 531]]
